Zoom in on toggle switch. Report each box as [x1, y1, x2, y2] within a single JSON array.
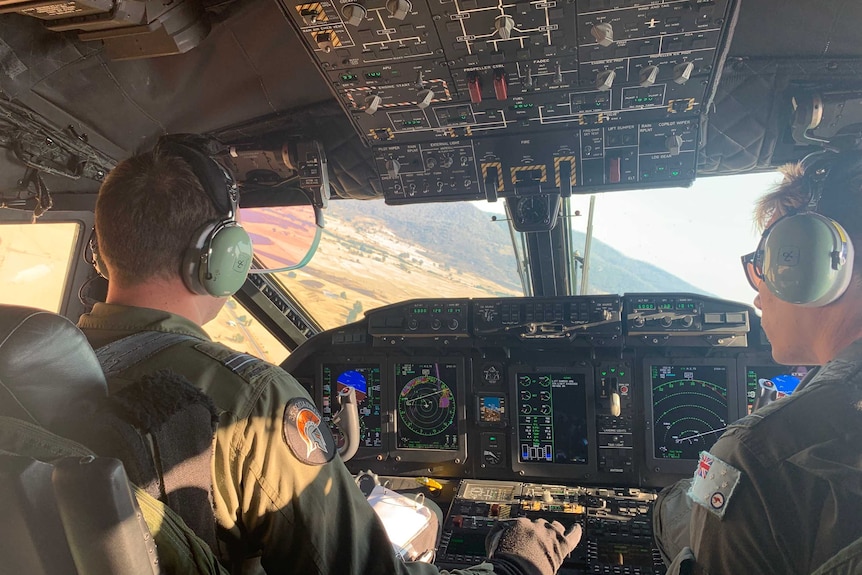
[[315, 31, 334, 53], [493, 69, 508, 100], [468, 73, 482, 104], [608, 156, 621, 184]]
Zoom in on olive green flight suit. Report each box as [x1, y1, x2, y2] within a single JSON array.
[[79, 303, 494, 575], [654, 340, 862, 575]]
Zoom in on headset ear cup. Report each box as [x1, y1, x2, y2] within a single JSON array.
[[89, 230, 109, 280], [200, 223, 253, 297], [762, 213, 854, 307], [182, 221, 253, 297], [182, 222, 216, 296]]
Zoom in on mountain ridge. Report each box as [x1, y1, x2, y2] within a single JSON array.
[[329, 198, 710, 296]]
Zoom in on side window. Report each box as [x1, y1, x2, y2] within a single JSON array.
[[203, 298, 290, 365], [0, 222, 81, 313]]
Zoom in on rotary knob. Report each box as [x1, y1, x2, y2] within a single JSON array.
[[342, 3, 367, 26], [385, 0, 411, 20], [495, 14, 515, 39], [674, 61, 695, 84], [596, 69, 615, 91], [385, 158, 401, 178], [591, 22, 614, 46], [364, 94, 382, 115], [416, 88, 434, 109], [639, 65, 659, 87]]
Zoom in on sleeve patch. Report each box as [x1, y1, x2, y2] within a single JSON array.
[[283, 397, 336, 465], [687, 451, 741, 519]]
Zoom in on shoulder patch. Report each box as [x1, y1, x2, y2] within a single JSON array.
[[283, 397, 336, 465], [688, 451, 741, 519]]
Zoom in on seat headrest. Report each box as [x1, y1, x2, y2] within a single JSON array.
[[0, 306, 107, 430]]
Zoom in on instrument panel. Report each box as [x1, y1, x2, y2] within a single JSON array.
[[275, 0, 741, 206], [283, 293, 804, 489]]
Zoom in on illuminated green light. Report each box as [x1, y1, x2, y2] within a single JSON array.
[[402, 119, 423, 126], [510, 103, 535, 110], [671, 169, 681, 176], [365, 71, 382, 78], [340, 73, 358, 82]]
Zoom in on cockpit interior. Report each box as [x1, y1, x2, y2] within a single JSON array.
[[2, 0, 862, 573]]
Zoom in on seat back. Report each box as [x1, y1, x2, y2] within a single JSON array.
[[0, 452, 162, 575], [0, 306, 106, 430], [0, 305, 161, 574], [0, 304, 223, 570]]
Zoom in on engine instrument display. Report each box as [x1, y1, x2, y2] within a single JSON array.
[[516, 372, 589, 465], [396, 361, 460, 450], [649, 363, 729, 461], [321, 363, 383, 448]]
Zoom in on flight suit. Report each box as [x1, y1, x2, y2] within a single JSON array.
[[653, 340, 862, 575], [79, 303, 494, 575]]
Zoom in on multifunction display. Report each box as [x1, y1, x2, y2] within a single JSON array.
[[396, 361, 460, 450], [516, 372, 589, 465], [649, 363, 729, 461], [745, 364, 810, 414], [321, 363, 383, 448]]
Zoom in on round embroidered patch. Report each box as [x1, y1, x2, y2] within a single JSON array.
[[710, 491, 726, 509], [283, 397, 336, 465]]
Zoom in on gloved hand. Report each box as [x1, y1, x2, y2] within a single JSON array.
[[485, 517, 582, 575]]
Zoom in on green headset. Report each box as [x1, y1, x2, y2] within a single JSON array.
[[749, 151, 856, 307], [91, 137, 253, 298]]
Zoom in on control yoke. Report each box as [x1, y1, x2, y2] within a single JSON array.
[[333, 386, 360, 461]]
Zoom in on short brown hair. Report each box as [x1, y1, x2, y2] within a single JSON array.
[[95, 147, 219, 286]]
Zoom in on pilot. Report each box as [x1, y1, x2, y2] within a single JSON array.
[[77, 137, 581, 575], [654, 151, 862, 574]]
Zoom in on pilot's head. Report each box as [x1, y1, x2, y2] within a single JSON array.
[[94, 147, 220, 289], [742, 152, 862, 365], [93, 138, 252, 324]]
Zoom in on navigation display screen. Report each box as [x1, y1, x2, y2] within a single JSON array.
[[322, 363, 383, 448], [516, 372, 588, 465], [650, 363, 729, 461], [395, 362, 460, 450]]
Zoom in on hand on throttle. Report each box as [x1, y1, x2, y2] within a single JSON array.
[[485, 517, 582, 575]]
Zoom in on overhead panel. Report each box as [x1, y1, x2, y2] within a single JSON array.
[[277, 0, 738, 204]]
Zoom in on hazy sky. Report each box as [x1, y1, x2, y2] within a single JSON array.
[[475, 171, 782, 305]]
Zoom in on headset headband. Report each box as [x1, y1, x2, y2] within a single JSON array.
[[155, 135, 238, 219]]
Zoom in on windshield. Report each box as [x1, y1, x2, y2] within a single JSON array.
[[264, 172, 778, 331]]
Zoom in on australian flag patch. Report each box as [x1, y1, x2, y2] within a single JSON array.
[[688, 451, 741, 519]]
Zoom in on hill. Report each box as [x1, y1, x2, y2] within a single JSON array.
[[273, 198, 709, 328], [331, 199, 708, 295]]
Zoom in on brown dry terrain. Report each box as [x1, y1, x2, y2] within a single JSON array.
[[268, 210, 522, 330]]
